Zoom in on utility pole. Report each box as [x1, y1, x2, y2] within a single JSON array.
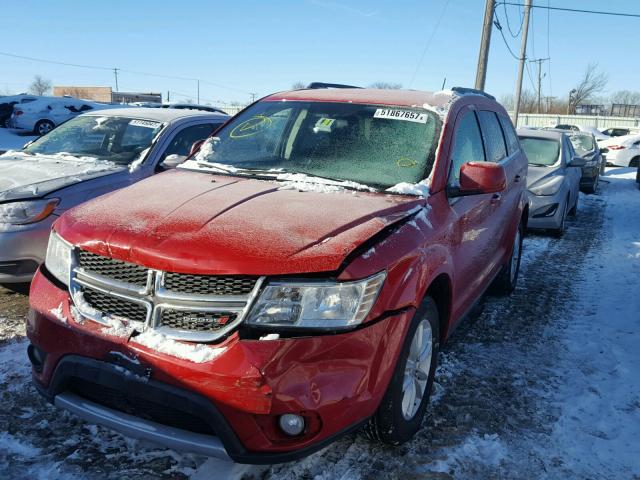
[[167, 90, 170, 102], [513, 0, 532, 126], [250, 92, 256, 103], [197, 79, 200, 104], [530, 57, 550, 113], [113, 68, 120, 92], [475, 0, 496, 91]]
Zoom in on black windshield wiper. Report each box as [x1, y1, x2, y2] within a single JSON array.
[[528, 163, 550, 167]]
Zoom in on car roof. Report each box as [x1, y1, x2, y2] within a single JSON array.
[[264, 88, 457, 109], [517, 128, 565, 140], [81, 107, 229, 122], [547, 128, 593, 137]]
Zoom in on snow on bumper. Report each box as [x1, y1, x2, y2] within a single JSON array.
[[27, 268, 412, 459]]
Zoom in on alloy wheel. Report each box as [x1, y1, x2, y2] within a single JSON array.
[[401, 319, 433, 420]]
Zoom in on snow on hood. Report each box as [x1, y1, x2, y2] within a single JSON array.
[[0, 153, 124, 201], [57, 169, 425, 276], [276, 172, 377, 193], [386, 179, 430, 197]]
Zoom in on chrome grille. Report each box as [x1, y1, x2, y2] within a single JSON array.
[[77, 250, 149, 288], [70, 249, 264, 342], [163, 273, 257, 296], [83, 287, 148, 324], [159, 310, 237, 332]]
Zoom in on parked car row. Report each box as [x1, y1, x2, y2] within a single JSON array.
[[0, 85, 621, 464]]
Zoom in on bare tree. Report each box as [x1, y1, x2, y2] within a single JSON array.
[[569, 64, 608, 111], [610, 90, 640, 105], [29, 75, 52, 96], [369, 81, 402, 89], [291, 81, 306, 90]]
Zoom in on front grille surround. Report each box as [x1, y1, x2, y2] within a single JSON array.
[[70, 249, 264, 342]]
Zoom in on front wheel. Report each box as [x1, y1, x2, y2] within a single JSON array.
[[364, 296, 440, 445]]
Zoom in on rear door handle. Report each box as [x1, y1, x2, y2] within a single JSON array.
[[491, 193, 502, 203], [514, 175, 521, 182]]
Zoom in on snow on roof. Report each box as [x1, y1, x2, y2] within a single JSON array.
[[82, 107, 229, 122], [265, 88, 456, 111]]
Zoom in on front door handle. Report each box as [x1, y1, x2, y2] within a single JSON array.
[[514, 174, 521, 182], [491, 193, 502, 203]]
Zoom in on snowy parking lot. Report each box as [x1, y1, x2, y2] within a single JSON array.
[[0, 168, 638, 479]]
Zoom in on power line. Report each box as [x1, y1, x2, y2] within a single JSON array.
[[0, 50, 252, 96], [493, 13, 521, 60], [502, 1, 524, 37], [408, 0, 451, 88], [497, 2, 640, 18], [0, 50, 112, 70]]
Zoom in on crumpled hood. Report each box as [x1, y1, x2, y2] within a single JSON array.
[[0, 153, 124, 202], [56, 170, 423, 275], [526, 164, 561, 188]]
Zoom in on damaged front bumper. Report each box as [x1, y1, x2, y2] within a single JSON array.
[[27, 268, 412, 464]]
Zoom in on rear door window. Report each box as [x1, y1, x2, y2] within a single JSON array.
[[498, 115, 520, 155], [161, 123, 221, 160], [448, 110, 485, 186], [478, 111, 507, 162]]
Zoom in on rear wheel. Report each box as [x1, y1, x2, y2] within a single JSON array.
[[34, 120, 54, 136], [584, 174, 598, 194], [364, 296, 439, 445], [490, 220, 524, 295]]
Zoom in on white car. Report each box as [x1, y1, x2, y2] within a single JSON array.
[[599, 134, 640, 167], [8, 97, 124, 135]]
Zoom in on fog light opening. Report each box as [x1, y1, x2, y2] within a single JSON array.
[[27, 344, 47, 373], [278, 414, 305, 436]]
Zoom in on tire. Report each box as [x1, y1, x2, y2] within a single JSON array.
[[490, 219, 524, 295], [364, 296, 440, 445], [34, 120, 54, 136], [552, 198, 569, 238], [583, 174, 598, 194], [630, 157, 640, 168], [568, 192, 578, 217]]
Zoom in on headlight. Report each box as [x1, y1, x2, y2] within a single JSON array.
[[45, 231, 73, 286], [0, 198, 59, 225], [246, 272, 386, 330], [529, 176, 564, 196]]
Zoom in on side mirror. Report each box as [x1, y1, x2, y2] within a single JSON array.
[[449, 162, 507, 197], [159, 154, 187, 170], [568, 156, 586, 167], [189, 139, 205, 157]]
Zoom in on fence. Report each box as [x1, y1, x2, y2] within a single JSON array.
[[513, 113, 640, 129]]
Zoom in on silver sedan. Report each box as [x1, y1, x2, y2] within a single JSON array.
[[0, 107, 228, 283], [517, 129, 584, 236]]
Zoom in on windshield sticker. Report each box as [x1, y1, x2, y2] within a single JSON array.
[[374, 108, 428, 124], [130, 119, 162, 129], [230, 115, 272, 138], [396, 157, 418, 167], [313, 117, 335, 133]]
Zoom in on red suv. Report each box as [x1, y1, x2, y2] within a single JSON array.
[[27, 86, 528, 464]]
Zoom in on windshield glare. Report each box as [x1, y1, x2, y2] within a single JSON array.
[[520, 137, 560, 166], [24, 116, 164, 165], [193, 101, 441, 189], [569, 134, 595, 155]]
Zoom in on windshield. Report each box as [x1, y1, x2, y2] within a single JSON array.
[[24, 115, 164, 165], [568, 133, 595, 155], [190, 101, 441, 189], [520, 137, 560, 166]]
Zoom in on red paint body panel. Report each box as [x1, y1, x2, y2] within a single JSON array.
[[28, 88, 528, 459], [55, 170, 422, 275], [28, 271, 412, 453]]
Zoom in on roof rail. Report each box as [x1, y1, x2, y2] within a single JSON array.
[[306, 82, 362, 90], [451, 87, 495, 100]]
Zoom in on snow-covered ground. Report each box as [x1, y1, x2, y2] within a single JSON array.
[[0, 128, 37, 152], [0, 168, 638, 479]]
